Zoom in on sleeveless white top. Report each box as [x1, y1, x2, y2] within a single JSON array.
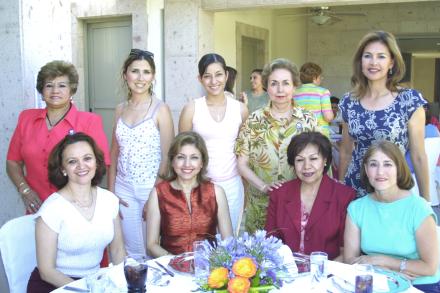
[[115, 101, 162, 186], [193, 96, 242, 181]]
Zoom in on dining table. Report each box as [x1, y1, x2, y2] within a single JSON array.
[[52, 253, 424, 293]]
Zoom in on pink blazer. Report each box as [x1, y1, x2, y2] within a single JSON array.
[[265, 174, 355, 260]]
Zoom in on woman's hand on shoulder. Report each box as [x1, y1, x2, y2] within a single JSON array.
[[263, 181, 285, 193]]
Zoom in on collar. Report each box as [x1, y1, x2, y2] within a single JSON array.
[[34, 103, 77, 126], [285, 175, 334, 232]]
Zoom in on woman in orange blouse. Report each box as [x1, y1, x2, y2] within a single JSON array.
[[146, 131, 232, 257]]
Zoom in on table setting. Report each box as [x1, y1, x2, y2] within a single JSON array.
[[52, 231, 423, 293]]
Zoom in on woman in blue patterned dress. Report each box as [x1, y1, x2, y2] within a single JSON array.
[[338, 31, 429, 199]]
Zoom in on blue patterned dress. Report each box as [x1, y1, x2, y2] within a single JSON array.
[[339, 88, 426, 196]]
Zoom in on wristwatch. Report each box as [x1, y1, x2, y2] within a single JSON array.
[[399, 258, 407, 272]]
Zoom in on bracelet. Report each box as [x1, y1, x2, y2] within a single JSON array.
[[399, 258, 407, 272], [20, 187, 31, 195]]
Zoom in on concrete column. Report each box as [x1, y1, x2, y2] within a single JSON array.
[[164, 0, 214, 127]]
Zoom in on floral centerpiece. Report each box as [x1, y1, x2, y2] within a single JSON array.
[[196, 230, 294, 293]]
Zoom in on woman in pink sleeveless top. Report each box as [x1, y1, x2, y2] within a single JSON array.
[[179, 53, 248, 235]]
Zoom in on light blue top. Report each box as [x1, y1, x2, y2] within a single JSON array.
[[348, 193, 440, 285]]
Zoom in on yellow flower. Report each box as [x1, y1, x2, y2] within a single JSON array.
[[232, 257, 257, 278], [208, 267, 229, 289], [228, 276, 251, 293]]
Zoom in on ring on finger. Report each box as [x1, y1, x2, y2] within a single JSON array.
[[30, 203, 35, 208]]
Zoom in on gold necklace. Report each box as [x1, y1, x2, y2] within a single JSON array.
[[46, 104, 71, 128], [69, 187, 95, 209], [128, 97, 153, 111], [207, 98, 227, 122]]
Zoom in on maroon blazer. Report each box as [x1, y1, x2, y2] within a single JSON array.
[[265, 174, 355, 260]]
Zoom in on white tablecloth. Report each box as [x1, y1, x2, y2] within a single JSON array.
[[52, 256, 423, 293]]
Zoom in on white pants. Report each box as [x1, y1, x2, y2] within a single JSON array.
[[214, 175, 244, 236], [115, 177, 152, 256]]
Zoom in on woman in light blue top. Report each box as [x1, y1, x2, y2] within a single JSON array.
[[344, 140, 439, 292]]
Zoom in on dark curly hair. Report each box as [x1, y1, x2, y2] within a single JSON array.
[[48, 132, 106, 189], [287, 131, 332, 174]]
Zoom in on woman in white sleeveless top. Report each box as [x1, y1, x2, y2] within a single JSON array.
[[108, 49, 174, 256], [179, 53, 248, 235]]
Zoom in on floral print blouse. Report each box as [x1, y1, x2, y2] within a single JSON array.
[[235, 104, 318, 232], [339, 88, 426, 196]]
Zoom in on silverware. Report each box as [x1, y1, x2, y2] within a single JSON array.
[[63, 286, 90, 292], [331, 277, 354, 293], [155, 260, 175, 277]]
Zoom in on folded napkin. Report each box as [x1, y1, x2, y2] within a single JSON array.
[[327, 261, 389, 292], [104, 263, 126, 288], [277, 245, 298, 273]]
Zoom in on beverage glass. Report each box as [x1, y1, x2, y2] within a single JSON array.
[[310, 251, 328, 281], [355, 275, 373, 293], [293, 252, 310, 274], [124, 254, 148, 293], [355, 264, 374, 293], [193, 240, 210, 283]]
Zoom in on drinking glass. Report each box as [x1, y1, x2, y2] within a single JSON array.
[[293, 252, 310, 274], [355, 264, 374, 293], [355, 275, 373, 293], [310, 251, 328, 281], [124, 254, 148, 293], [193, 240, 210, 284]]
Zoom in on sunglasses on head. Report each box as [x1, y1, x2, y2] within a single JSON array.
[[129, 49, 154, 59]]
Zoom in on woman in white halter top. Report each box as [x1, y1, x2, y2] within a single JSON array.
[[108, 49, 174, 256], [179, 53, 248, 235]]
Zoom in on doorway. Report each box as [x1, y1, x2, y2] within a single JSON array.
[[236, 22, 269, 94], [85, 18, 132, 143], [241, 36, 265, 94]]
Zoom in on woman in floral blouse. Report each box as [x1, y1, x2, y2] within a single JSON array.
[[235, 58, 318, 233]]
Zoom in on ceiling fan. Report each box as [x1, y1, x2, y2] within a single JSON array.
[[281, 6, 367, 25]]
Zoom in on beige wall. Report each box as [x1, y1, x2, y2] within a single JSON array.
[[214, 9, 274, 68], [272, 9, 308, 67], [214, 8, 308, 68], [307, 2, 440, 98], [413, 58, 435, 102]]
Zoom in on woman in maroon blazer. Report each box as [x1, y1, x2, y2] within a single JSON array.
[[265, 131, 355, 260]]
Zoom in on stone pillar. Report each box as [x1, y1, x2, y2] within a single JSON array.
[[164, 0, 214, 127]]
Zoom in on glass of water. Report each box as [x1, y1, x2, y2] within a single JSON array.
[[193, 240, 210, 284], [310, 251, 328, 282]]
